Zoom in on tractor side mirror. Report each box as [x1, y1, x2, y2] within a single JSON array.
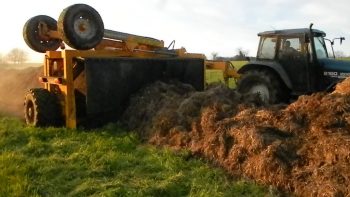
[[331, 37, 345, 45]]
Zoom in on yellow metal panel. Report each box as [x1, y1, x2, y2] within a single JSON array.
[[46, 51, 62, 58]]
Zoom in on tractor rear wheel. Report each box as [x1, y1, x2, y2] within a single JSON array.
[[237, 70, 288, 104], [58, 4, 104, 50], [23, 15, 62, 53], [24, 88, 62, 127]]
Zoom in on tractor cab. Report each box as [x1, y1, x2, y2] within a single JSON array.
[[238, 25, 350, 104], [256, 28, 330, 93]]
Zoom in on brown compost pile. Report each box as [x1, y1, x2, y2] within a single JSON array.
[[0, 67, 42, 117], [122, 80, 350, 196]]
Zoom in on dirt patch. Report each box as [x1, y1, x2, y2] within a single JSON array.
[[0, 67, 42, 117], [122, 80, 350, 196]]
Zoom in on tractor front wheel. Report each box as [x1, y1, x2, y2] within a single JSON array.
[[24, 88, 62, 127]]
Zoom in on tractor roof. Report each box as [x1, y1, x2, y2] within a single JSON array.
[[258, 28, 326, 37]]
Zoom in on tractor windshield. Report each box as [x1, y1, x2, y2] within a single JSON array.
[[314, 36, 328, 59]]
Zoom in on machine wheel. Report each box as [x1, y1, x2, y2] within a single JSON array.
[[24, 88, 62, 127], [237, 70, 288, 104], [23, 15, 62, 53], [58, 4, 104, 50]]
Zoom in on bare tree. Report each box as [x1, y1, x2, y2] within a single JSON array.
[[211, 52, 218, 60], [6, 48, 28, 64], [234, 48, 249, 60]]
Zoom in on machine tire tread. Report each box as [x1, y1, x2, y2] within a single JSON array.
[[23, 15, 61, 53], [58, 4, 104, 50], [24, 88, 62, 127]]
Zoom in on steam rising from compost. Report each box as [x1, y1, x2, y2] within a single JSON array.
[[0, 67, 42, 117]]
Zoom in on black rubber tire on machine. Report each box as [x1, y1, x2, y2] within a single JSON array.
[[58, 4, 104, 50], [23, 15, 62, 53], [24, 88, 62, 127], [237, 70, 288, 104]]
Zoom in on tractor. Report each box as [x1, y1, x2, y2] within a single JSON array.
[[22, 4, 238, 128], [237, 24, 349, 103]]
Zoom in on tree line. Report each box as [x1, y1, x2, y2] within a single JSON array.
[[210, 48, 249, 61], [0, 48, 28, 65], [210, 48, 349, 60]]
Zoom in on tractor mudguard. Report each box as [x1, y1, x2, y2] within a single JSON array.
[[238, 61, 293, 89]]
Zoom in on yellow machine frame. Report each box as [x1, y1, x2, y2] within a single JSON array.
[[42, 50, 239, 128], [42, 47, 239, 128]]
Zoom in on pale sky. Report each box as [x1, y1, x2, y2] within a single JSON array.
[[1, 0, 350, 62]]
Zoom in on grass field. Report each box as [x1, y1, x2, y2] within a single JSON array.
[[206, 61, 247, 88], [338, 57, 350, 61], [0, 116, 272, 197]]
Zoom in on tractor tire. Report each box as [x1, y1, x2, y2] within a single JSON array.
[[237, 70, 288, 104], [58, 4, 104, 50], [24, 88, 62, 127], [23, 15, 62, 53]]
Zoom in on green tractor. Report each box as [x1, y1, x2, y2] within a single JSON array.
[[237, 24, 348, 103]]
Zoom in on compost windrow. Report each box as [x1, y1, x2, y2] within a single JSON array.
[[122, 80, 350, 196]]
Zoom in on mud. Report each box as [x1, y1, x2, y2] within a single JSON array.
[[122, 81, 350, 196], [0, 67, 42, 117]]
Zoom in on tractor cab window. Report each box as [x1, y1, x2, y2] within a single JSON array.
[[257, 37, 276, 59], [314, 36, 328, 59], [279, 38, 302, 59]]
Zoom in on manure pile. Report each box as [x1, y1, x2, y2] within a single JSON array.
[[0, 67, 42, 117], [122, 80, 350, 196]]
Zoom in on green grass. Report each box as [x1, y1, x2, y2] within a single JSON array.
[[0, 116, 272, 197], [206, 60, 247, 89], [338, 57, 350, 61]]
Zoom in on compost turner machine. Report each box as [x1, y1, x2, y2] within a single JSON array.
[[23, 4, 238, 128]]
